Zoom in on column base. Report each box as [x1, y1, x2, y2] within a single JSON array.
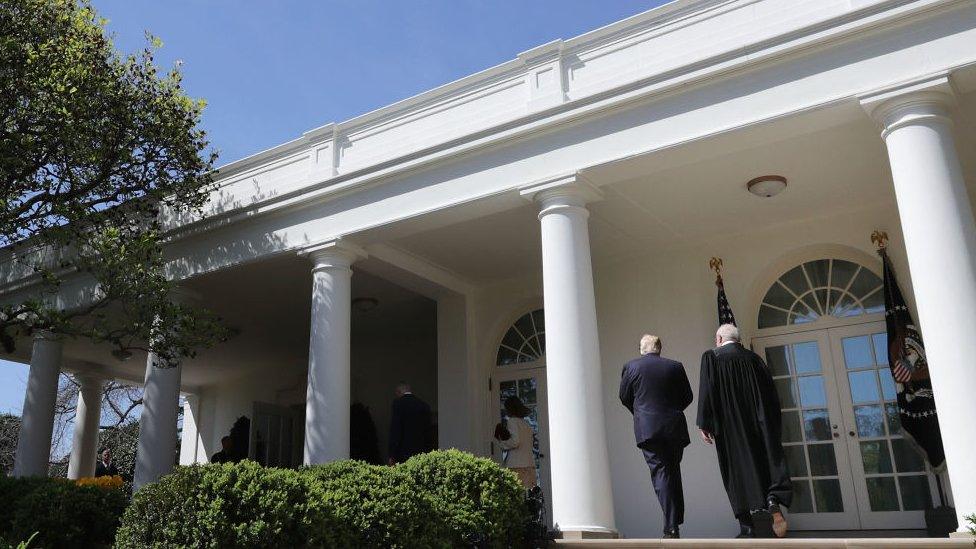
[[556, 528, 619, 540]]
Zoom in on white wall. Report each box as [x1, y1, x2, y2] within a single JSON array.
[[470, 200, 917, 538]]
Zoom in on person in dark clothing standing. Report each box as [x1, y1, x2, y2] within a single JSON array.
[[210, 436, 235, 464], [697, 324, 792, 539], [388, 383, 433, 465], [94, 447, 119, 477], [619, 334, 693, 539]]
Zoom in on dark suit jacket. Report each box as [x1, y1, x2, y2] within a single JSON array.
[[95, 460, 119, 478], [619, 353, 694, 448], [389, 393, 433, 463]]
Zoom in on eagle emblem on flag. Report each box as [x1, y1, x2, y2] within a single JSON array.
[[889, 322, 926, 384]]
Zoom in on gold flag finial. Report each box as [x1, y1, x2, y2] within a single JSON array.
[[871, 230, 889, 250], [709, 257, 723, 274], [709, 257, 724, 285]]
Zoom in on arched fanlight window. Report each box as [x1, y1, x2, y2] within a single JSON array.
[[758, 259, 883, 329], [496, 309, 545, 366]]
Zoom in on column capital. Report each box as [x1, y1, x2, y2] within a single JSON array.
[[859, 74, 956, 139], [32, 330, 61, 342], [519, 173, 603, 213], [71, 369, 105, 385], [298, 238, 367, 271]]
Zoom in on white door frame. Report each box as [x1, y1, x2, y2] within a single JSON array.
[[753, 331, 861, 530], [828, 321, 937, 530], [754, 315, 939, 530], [491, 360, 552, 523]]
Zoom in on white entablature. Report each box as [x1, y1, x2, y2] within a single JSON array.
[[189, 0, 976, 234]]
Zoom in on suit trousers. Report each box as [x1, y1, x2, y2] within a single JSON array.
[[640, 442, 685, 529]]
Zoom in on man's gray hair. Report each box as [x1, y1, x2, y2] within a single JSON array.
[[716, 323, 740, 343], [639, 334, 662, 355]]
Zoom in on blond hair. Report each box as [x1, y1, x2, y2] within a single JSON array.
[[639, 334, 662, 355]]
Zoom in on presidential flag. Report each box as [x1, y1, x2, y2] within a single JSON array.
[[880, 247, 945, 471]]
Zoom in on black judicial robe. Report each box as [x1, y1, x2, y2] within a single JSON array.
[[696, 342, 792, 516]]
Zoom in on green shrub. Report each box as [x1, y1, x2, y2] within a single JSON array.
[[115, 451, 532, 548], [401, 450, 527, 548], [0, 476, 127, 549], [305, 460, 440, 548], [115, 461, 349, 548]]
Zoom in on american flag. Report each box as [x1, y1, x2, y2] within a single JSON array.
[[880, 246, 944, 471], [716, 275, 737, 326]]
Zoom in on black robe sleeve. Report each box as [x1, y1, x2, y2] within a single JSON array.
[[696, 350, 718, 434], [755, 354, 783, 435], [676, 363, 693, 411]]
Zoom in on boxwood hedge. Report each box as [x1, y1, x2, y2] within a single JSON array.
[[0, 475, 127, 548], [114, 449, 531, 548]]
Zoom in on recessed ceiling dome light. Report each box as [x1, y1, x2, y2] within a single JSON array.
[[747, 175, 787, 198]]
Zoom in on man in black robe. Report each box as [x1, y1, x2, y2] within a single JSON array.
[[696, 324, 791, 538]]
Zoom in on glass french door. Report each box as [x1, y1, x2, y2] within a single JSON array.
[[493, 364, 552, 525], [756, 322, 938, 530], [829, 322, 935, 529], [754, 333, 860, 530]]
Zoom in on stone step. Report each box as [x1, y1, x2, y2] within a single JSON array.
[[554, 539, 974, 548]]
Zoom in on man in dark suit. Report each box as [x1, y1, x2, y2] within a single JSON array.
[[94, 447, 119, 477], [210, 436, 235, 464], [388, 383, 433, 465], [620, 334, 694, 539]]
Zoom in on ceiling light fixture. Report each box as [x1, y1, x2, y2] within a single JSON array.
[[747, 175, 788, 198], [352, 297, 379, 313]]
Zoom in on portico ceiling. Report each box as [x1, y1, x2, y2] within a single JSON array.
[[389, 92, 976, 285], [26, 257, 434, 388]]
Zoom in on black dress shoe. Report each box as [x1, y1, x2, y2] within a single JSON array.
[[750, 508, 775, 538], [735, 524, 755, 538], [663, 527, 680, 539]]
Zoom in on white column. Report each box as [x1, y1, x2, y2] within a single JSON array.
[[863, 75, 976, 531], [178, 394, 203, 465], [521, 175, 616, 537], [67, 373, 104, 479], [133, 352, 182, 489], [300, 239, 364, 464], [13, 332, 62, 477]]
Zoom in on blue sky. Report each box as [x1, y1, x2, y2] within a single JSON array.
[[0, 0, 669, 414]]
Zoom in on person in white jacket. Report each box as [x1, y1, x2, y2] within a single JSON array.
[[494, 396, 537, 488]]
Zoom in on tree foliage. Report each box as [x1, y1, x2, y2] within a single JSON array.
[[0, 412, 20, 475], [0, 0, 230, 364]]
